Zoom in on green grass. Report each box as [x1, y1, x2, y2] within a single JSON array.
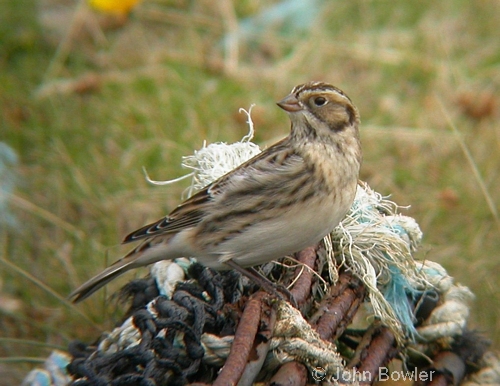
[[1, 0, 499, 382]]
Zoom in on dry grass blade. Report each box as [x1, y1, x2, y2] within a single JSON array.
[[0, 338, 66, 351], [42, 0, 90, 82], [436, 95, 500, 232], [0, 357, 47, 364], [0, 256, 101, 331], [4, 192, 84, 240]]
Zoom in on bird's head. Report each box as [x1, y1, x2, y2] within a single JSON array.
[[277, 81, 360, 141]]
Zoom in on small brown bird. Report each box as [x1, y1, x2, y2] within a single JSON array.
[[70, 82, 362, 303]]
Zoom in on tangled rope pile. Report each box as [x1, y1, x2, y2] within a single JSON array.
[[68, 265, 251, 385], [24, 108, 497, 385]]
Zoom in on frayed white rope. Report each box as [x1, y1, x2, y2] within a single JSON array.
[[271, 300, 347, 378], [415, 260, 475, 342], [328, 183, 430, 343], [180, 106, 260, 197], [202, 302, 349, 379], [461, 351, 500, 386], [142, 167, 193, 186], [98, 316, 141, 354], [143, 105, 261, 199], [150, 259, 188, 298]]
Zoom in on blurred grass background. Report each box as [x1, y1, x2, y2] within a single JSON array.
[[1, 0, 499, 382]]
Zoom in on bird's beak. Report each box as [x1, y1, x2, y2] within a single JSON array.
[[277, 94, 302, 112]]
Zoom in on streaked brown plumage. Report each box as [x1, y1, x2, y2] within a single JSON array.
[[70, 81, 362, 303]]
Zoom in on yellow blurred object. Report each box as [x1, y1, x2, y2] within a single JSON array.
[[88, 0, 143, 15]]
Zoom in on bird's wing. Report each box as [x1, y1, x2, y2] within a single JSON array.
[[122, 189, 210, 243], [122, 137, 301, 243]]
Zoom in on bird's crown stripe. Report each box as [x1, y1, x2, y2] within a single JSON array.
[[291, 82, 350, 101]]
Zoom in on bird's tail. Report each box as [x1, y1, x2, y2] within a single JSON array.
[[69, 233, 180, 303], [68, 255, 138, 303]]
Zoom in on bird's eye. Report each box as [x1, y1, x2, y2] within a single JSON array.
[[313, 96, 327, 106]]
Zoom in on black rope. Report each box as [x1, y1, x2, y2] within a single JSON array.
[[67, 263, 250, 385]]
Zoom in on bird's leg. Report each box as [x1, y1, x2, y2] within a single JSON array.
[[224, 260, 297, 307]]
